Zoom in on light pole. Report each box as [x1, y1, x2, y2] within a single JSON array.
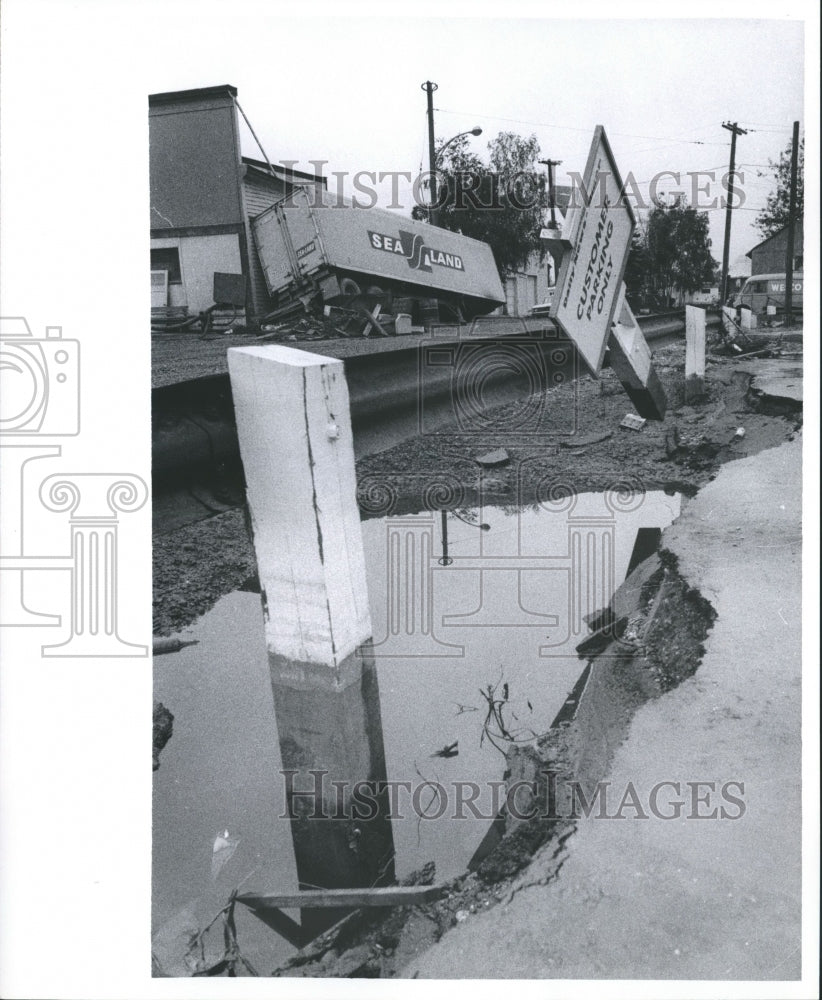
[[421, 80, 482, 226], [428, 127, 482, 226], [421, 80, 439, 221], [436, 127, 483, 165], [438, 509, 490, 566]]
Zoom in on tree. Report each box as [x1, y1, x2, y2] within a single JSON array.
[[413, 131, 549, 277], [623, 225, 650, 304], [625, 198, 716, 308], [755, 135, 804, 239]]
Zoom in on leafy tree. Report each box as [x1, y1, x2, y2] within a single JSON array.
[[623, 225, 650, 304], [755, 135, 804, 238], [413, 131, 549, 277], [625, 198, 716, 308]]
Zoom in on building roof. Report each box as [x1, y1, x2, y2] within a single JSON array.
[[242, 157, 325, 186], [149, 84, 237, 106], [728, 254, 752, 279]]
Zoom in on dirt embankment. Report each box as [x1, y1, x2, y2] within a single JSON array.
[[152, 341, 800, 637]]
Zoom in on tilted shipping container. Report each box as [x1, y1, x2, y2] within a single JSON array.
[[251, 187, 505, 315]]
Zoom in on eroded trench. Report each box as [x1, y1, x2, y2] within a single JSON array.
[[151, 351, 799, 978], [265, 543, 718, 979], [153, 490, 720, 978]]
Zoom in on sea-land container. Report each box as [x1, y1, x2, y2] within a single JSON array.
[[252, 186, 506, 318]]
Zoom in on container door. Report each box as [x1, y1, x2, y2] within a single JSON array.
[[252, 188, 325, 296], [281, 188, 325, 277]]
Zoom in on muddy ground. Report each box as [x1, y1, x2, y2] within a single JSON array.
[[153, 339, 801, 638]]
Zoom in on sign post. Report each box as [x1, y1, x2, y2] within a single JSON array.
[[609, 285, 668, 419]]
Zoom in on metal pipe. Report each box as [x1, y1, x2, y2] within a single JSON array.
[[234, 96, 279, 181]]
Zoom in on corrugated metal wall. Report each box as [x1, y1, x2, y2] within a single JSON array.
[[242, 172, 288, 317]]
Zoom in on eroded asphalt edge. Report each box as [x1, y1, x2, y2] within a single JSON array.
[[402, 432, 803, 980]]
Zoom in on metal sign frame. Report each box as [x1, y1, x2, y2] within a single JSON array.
[[550, 126, 637, 375]]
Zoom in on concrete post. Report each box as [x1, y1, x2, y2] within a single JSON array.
[[607, 284, 667, 420], [228, 345, 371, 680], [685, 305, 706, 401], [228, 345, 394, 930]]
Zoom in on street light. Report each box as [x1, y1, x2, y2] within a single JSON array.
[[436, 126, 483, 164], [428, 126, 483, 226], [438, 509, 491, 566]]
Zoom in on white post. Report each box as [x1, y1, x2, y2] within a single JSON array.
[[228, 344, 371, 686], [685, 305, 706, 401], [228, 345, 394, 909]]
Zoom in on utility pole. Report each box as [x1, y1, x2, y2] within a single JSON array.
[[538, 158, 563, 229], [421, 80, 439, 225], [720, 121, 747, 305], [784, 120, 800, 324]]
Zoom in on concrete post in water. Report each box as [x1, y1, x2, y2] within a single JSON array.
[[685, 305, 706, 401], [228, 345, 394, 931], [228, 345, 370, 677]]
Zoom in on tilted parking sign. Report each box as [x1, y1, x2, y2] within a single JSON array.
[[550, 126, 636, 376]]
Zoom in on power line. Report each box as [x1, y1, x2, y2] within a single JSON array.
[[741, 125, 795, 133], [435, 107, 729, 147], [738, 121, 796, 128]]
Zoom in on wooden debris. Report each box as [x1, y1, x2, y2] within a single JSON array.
[[238, 885, 444, 911], [559, 430, 613, 449], [620, 413, 646, 431]]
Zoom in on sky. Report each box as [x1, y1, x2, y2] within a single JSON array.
[[143, 14, 804, 267]]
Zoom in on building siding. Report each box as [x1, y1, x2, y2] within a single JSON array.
[[241, 172, 291, 317], [150, 233, 243, 314], [149, 92, 245, 232], [749, 222, 804, 275], [503, 252, 550, 315]]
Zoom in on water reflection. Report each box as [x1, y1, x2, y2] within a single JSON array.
[[152, 491, 680, 969], [271, 643, 395, 939], [360, 491, 680, 880]]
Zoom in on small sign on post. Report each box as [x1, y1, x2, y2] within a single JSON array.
[[685, 304, 706, 401], [607, 284, 667, 419]]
